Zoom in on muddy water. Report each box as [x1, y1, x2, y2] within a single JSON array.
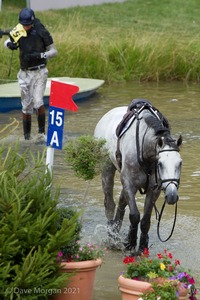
[[0, 81, 200, 299]]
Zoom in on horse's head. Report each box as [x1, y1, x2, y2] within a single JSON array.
[[157, 135, 182, 204]]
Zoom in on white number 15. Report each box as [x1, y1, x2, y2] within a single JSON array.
[[49, 110, 63, 127]]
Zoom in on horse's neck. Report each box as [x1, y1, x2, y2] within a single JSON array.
[[139, 110, 161, 160], [143, 130, 157, 160], [138, 116, 157, 161]]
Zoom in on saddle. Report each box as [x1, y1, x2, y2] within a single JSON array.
[[115, 98, 169, 170], [116, 98, 166, 138]]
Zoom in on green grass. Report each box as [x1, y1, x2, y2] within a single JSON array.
[[1, 0, 200, 82]]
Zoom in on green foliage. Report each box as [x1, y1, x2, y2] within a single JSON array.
[[61, 242, 105, 262], [123, 249, 180, 280], [123, 249, 198, 300], [57, 207, 82, 261], [63, 135, 108, 181], [1, 0, 200, 82], [141, 281, 178, 300], [0, 144, 79, 299], [2, 0, 26, 8], [125, 256, 174, 279], [56, 203, 106, 263]]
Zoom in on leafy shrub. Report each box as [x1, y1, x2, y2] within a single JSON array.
[[0, 144, 79, 299], [57, 207, 82, 262], [63, 135, 108, 181]]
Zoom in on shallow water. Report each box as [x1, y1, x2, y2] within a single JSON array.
[[0, 80, 200, 298]]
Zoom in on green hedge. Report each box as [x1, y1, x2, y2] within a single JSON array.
[[0, 144, 78, 299]]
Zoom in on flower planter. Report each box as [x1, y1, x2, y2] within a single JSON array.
[[53, 259, 102, 300], [118, 275, 152, 300], [118, 275, 188, 300]]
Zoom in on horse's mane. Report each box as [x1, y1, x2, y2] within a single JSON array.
[[144, 114, 178, 148], [144, 113, 170, 135]]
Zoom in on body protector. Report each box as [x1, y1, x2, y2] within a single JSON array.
[[5, 18, 57, 69]]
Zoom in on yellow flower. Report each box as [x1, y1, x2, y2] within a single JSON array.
[[160, 263, 166, 270], [147, 271, 158, 279]]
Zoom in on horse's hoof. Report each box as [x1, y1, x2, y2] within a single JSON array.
[[136, 249, 144, 256], [123, 244, 137, 256], [130, 248, 137, 256], [123, 241, 131, 250], [123, 240, 136, 253]]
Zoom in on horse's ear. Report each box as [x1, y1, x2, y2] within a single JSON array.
[[157, 136, 163, 148], [177, 135, 182, 147]]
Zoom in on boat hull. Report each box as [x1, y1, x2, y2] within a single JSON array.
[[0, 77, 105, 113]]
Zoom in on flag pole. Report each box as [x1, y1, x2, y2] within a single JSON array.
[[46, 146, 54, 176], [45, 80, 79, 178]]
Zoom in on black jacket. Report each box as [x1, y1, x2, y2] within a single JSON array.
[[17, 19, 53, 69]]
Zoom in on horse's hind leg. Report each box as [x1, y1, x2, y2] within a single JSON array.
[[102, 161, 116, 222], [114, 189, 127, 232]]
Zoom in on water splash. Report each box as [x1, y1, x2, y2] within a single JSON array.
[[93, 224, 124, 250]]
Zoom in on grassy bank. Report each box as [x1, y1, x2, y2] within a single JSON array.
[[1, 0, 200, 83]]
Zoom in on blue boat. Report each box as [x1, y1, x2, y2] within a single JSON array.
[[0, 77, 105, 113]]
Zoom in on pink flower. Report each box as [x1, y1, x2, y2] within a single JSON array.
[[57, 251, 63, 257]]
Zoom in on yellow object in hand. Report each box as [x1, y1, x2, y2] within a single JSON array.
[[10, 23, 27, 43]]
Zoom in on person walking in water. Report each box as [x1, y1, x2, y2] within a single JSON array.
[[4, 8, 57, 142]]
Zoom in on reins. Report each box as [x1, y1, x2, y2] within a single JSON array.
[[154, 200, 178, 242], [136, 115, 150, 194], [154, 147, 180, 242]]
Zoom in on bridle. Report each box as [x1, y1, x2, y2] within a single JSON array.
[[155, 148, 181, 191], [154, 147, 181, 242], [135, 127, 181, 242]]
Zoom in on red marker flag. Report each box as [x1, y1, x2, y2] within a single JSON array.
[[49, 80, 79, 111]]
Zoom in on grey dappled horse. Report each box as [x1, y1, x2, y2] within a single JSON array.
[[94, 99, 182, 254]]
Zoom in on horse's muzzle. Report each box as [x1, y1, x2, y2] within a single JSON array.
[[164, 183, 179, 204]]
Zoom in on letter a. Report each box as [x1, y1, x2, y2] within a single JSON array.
[[50, 131, 59, 147]]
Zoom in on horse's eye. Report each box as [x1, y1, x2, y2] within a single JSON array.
[[158, 162, 163, 169]]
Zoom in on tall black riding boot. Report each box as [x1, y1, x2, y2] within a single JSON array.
[[22, 113, 31, 140], [37, 105, 45, 134]]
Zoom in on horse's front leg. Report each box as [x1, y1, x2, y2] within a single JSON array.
[[138, 188, 161, 254], [121, 173, 140, 253]]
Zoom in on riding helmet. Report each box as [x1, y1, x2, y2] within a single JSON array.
[[19, 8, 35, 26]]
